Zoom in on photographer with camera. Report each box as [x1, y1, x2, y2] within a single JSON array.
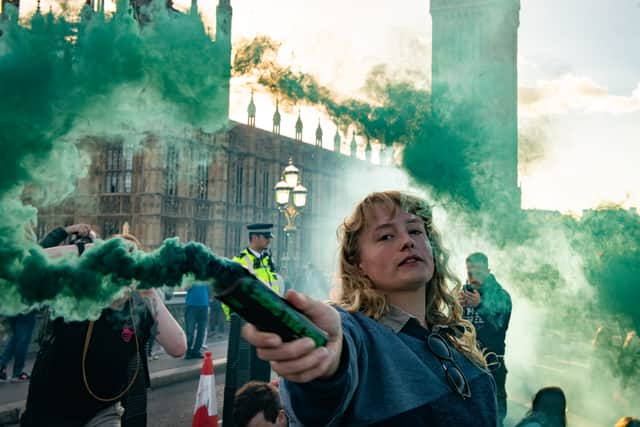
[[459, 252, 512, 427], [21, 223, 186, 427]]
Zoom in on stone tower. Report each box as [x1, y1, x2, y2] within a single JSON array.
[[430, 0, 521, 208], [216, 0, 232, 121]]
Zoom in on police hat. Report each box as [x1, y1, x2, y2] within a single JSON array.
[[247, 223, 274, 238]]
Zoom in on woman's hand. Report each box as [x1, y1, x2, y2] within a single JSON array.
[[242, 290, 343, 383]]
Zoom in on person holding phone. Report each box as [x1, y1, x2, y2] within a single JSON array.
[[460, 252, 512, 427], [242, 191, 498, 426]]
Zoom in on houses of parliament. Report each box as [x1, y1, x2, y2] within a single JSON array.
[[2, 0, 523, 263]]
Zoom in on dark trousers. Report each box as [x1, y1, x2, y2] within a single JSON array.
[[209, 300, 226, 334], [222, 314, 271, 427], [1, 312, 37, 376], [490, 362, 508, 426], [184, 305, 208, 354]]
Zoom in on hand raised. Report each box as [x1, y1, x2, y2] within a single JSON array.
[[242, 290, 343, 383], [65, 223, 92, 237]]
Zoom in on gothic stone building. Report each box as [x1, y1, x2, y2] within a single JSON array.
[[36, 116, 375, 264]]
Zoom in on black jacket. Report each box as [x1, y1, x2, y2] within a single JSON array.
[[462, 274, 512, 355]]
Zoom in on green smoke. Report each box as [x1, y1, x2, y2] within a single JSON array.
[[0, 1, 228, 317], [9, 237, 247, 320], [233, 36, 487, 209], [569, 207, 640, 331], [233, 37, 428, 144]]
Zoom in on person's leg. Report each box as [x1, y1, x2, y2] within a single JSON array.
[[208, 301, 216, 333], [12, 312, 37, 377], [192, 306, 208, 356], [184, 305, 196, 356], [0, 317, 18, 379], [201, 305, 210, 348], [212, 300, 225, 335]]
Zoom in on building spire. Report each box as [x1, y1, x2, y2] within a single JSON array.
[[216, 0, 232, 120], [272, 98, 281, 135], [247, 90, 256, 127], [350, 131, 358, 158], [190, 0, 198, 15], [333, 126, 341, 153], [365, 138, 372, 161], [295, 109, 303, 142], [315, 120, 323, 148], [36, 0, 41, 14]]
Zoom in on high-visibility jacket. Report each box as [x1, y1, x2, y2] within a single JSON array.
[[222, 248, 282, 320]]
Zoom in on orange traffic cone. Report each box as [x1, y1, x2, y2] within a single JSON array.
[[192, 351, 218, 427]]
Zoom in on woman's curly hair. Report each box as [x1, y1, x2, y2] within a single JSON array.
[[333, 191, 486, 367]]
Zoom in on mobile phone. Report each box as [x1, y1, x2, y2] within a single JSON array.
[[463, 284, 475, 293]]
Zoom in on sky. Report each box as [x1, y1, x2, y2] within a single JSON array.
[[13, 0, 640, 213]]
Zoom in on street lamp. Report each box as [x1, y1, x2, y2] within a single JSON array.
[[274, 158, 308, 286]]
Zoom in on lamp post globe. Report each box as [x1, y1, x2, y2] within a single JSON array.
[[274, 159, 309, 292]]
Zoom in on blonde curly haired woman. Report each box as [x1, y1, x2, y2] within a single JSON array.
[[243, 191, 497, 426]]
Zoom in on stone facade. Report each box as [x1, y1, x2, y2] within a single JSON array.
[[36, 121, 374, 264]]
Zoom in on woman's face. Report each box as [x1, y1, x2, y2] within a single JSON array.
[[357, 203, 435, 294]]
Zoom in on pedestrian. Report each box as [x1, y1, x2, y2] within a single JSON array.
[[0, 310, 37, 383], [184, 281, 210, 359], [460, 252, 512, 425], [20, 224, 187, 427], [514, 386, 567, 427], [242, 191, 498, 426]]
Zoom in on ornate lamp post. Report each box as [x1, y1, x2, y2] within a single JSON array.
[[274, 158, 308, 286]]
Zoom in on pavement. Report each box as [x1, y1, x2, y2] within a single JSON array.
[[0, 337, 228, 426]]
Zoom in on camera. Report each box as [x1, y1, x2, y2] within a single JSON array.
[[69, 232, 94, 245]]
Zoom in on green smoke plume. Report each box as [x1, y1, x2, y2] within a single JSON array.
[[233, 36, 497, 211], [569, 207, 640, 331], [0, 1, 228, 317], [8, 237, 247, 320], [233, 37, 428, 145]]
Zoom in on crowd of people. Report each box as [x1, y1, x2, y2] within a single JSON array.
[[0, 190, 638, 426]]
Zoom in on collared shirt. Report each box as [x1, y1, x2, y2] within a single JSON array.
[[248, 247, 262, 259], [380, 305, 466, 338], [379, 304, 414, 333]]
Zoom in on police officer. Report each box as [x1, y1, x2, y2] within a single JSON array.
[[223, 224, 282, 321], [233, 223, 280, 293], [222, 224, 281, 423]]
